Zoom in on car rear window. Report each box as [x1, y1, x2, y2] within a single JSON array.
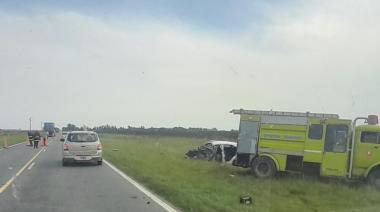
[[67, 133, 98, 142]]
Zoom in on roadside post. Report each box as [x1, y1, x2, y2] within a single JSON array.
[[3, 134, 8, 149]]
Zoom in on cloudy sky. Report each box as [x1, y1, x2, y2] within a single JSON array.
[[0, 0, 379, 130]]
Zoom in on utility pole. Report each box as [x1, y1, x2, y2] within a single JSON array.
[[29, 117, 32, 131]]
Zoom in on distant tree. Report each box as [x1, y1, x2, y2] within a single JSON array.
[[80, 125, 90, 131], [62, 124, 80, 131], [91, 124, 238, 140]]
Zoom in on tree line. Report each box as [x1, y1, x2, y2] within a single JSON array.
[[62, 124, 238, 141]]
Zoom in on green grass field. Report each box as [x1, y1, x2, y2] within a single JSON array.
[[101, 134, 380, 212], [0, 132, 27, 148]]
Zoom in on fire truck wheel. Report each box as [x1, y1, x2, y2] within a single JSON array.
[[368, 168, 380, 189], [252, 156, 276, 178]]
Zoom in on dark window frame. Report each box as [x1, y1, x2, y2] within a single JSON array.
[[324, 124, 349, 153], [361, 131, 380, 144], [308, 124, 323, 140]]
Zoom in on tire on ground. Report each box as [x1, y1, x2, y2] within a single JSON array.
[[251, 156, 277, 179], [62, 159, 67, 166], [367, 168, 380, 190]]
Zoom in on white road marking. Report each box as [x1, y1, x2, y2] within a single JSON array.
[[8, 142, 26, 148], [11, 183, 19, 200], [104, 160, 178, 212], [27, 162, 35, 170], [0, 142, 25, 151]]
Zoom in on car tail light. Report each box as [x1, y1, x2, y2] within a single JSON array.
[[97, 144, 102, 150], [63, 143, 69, 151]]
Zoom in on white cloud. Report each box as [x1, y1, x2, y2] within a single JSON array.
[[0, 0, 379, 130]]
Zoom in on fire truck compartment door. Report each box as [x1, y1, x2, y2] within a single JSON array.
[[237, 121, 259, 154]]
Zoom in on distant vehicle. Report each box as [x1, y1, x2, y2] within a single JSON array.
[[43, 122, 55, 137], [185, 140, 237, 163], [61, 131, 69, 141], [62, 131, 102, 166]]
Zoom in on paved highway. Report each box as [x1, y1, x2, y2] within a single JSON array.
[[0, 137, 172, 212]]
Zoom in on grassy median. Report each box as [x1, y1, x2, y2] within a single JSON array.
[[0, 132, 27, 148], [101, 134, 380, 212]]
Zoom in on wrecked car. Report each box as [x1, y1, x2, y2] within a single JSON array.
[[185, 140, 237, 163]]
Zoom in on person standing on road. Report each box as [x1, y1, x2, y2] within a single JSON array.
[[33, 131, 41, 149], [27, 131, 34, 146]]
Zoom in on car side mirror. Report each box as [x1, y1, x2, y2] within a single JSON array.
[[60, 138, 65, 142]]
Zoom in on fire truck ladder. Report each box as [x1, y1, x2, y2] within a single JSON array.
[[230, 109, 339, 119]]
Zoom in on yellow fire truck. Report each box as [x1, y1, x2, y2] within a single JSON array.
[[232, 109, 380, 188]]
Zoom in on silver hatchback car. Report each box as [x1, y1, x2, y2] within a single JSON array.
[[62, 131, 102, 166]]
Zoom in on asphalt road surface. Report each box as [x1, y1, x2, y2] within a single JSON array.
[[0, 136, 170, 212]]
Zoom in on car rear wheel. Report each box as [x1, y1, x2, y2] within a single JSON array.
[[62, 159, 68, 166], [97, 160, 103, 165], [368, 168, 380, 190], [251, 156, 276, 179]]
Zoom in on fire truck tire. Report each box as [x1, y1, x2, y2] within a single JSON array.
[[252, 156, 276, 178], [368, 168, 380, 189]]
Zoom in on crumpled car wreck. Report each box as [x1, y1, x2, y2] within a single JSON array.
[[185, 140, 237, 163]]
